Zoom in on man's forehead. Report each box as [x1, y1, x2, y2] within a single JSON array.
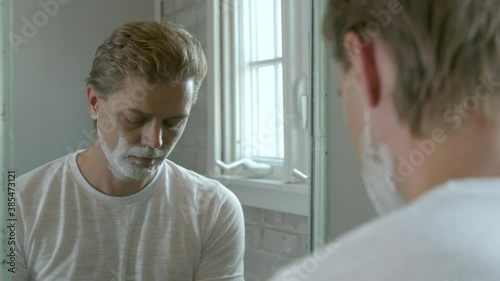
[[102, 77, 193, 116], [121, 76, 193, 97], [109, 77, 193, 100], [122, 75, 158, 90]]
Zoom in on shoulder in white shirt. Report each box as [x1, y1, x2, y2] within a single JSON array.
[[13, 151, 245, 281], [270, 178, 500, 281]]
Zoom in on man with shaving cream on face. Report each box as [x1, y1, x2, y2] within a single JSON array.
[[270, 1, 500, 280], [13, 22, 245, 281]]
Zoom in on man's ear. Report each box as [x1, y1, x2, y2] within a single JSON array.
[[343, 32, 381, 107], [86, 85, 99, 120]]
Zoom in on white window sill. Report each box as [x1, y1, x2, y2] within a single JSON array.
[[212, 175, 310, 216]]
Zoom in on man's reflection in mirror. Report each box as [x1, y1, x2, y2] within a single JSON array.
[[14, 21, 245, 281]]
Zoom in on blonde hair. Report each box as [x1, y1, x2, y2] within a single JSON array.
[[323, 0, 500, 136], [87, 21, 207, 101]]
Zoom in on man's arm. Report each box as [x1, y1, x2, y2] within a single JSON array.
[[195, 185, 245, 281]]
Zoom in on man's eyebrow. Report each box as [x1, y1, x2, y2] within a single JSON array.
[[126, 108, 189, 119], [170, 114, 189, 119], [127, 108, 149, 115]]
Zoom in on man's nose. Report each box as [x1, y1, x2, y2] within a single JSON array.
[[141, 121, 163, 149]]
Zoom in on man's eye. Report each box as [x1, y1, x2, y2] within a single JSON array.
[[126, 117, 145, 125], [164, 120, 183, 130]]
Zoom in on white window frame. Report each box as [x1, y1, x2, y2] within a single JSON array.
[[205, 0, 312, 216]]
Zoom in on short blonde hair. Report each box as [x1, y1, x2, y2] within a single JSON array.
[[323, 0, 500, 136], [87, 21, 207, 101]]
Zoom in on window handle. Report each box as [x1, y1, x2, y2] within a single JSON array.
[[300, 94, 309, 129], [216, 159, 272, 176], [296, 75, 309, 130]]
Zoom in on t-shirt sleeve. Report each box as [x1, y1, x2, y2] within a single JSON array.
[[195, 184, 245, 281]]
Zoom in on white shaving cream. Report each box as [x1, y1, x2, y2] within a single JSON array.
[[360, 112, 406, 215], [96, 115, 167, 182]]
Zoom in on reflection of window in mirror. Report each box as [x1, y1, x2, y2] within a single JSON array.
[[216, 0, 311, 184], [206, 0, 312, 208]]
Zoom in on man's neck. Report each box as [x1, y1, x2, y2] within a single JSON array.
[[76, 142, 155, 197], [401, 117, 500, 202]]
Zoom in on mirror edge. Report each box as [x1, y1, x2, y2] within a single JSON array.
[[310, 0, 331, 252]]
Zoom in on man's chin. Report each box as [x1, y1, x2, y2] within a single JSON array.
[[110, 159, 159, 182], [129, 163, 159, 176]]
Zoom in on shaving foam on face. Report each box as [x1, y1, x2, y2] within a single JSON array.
[[96, 116, 167, 182], [360, 111, 406, 215]]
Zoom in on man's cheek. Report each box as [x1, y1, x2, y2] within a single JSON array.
[[100, 117, 116, 135], [344, 93, 366, 144]]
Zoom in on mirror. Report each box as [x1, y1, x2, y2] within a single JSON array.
[[5, 0, 333, 280]]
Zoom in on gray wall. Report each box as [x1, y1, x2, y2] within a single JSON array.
[[13, 0, 155, 175]]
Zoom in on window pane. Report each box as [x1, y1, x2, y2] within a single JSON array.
[[254, 0, 276, 60], [276, 64, 284, 158], [276, 0, 282, 58], [240, 64, 284, 159], [238, 0, 285, 161], [257, 65, 277, 157]]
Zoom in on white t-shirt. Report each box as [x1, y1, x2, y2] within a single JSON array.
[[270, 178, 500, 281], [12, 151, 245, 281]]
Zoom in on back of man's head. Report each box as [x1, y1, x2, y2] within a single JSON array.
[[323, 0, 500, 211], [324, 0, 500, 136]]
